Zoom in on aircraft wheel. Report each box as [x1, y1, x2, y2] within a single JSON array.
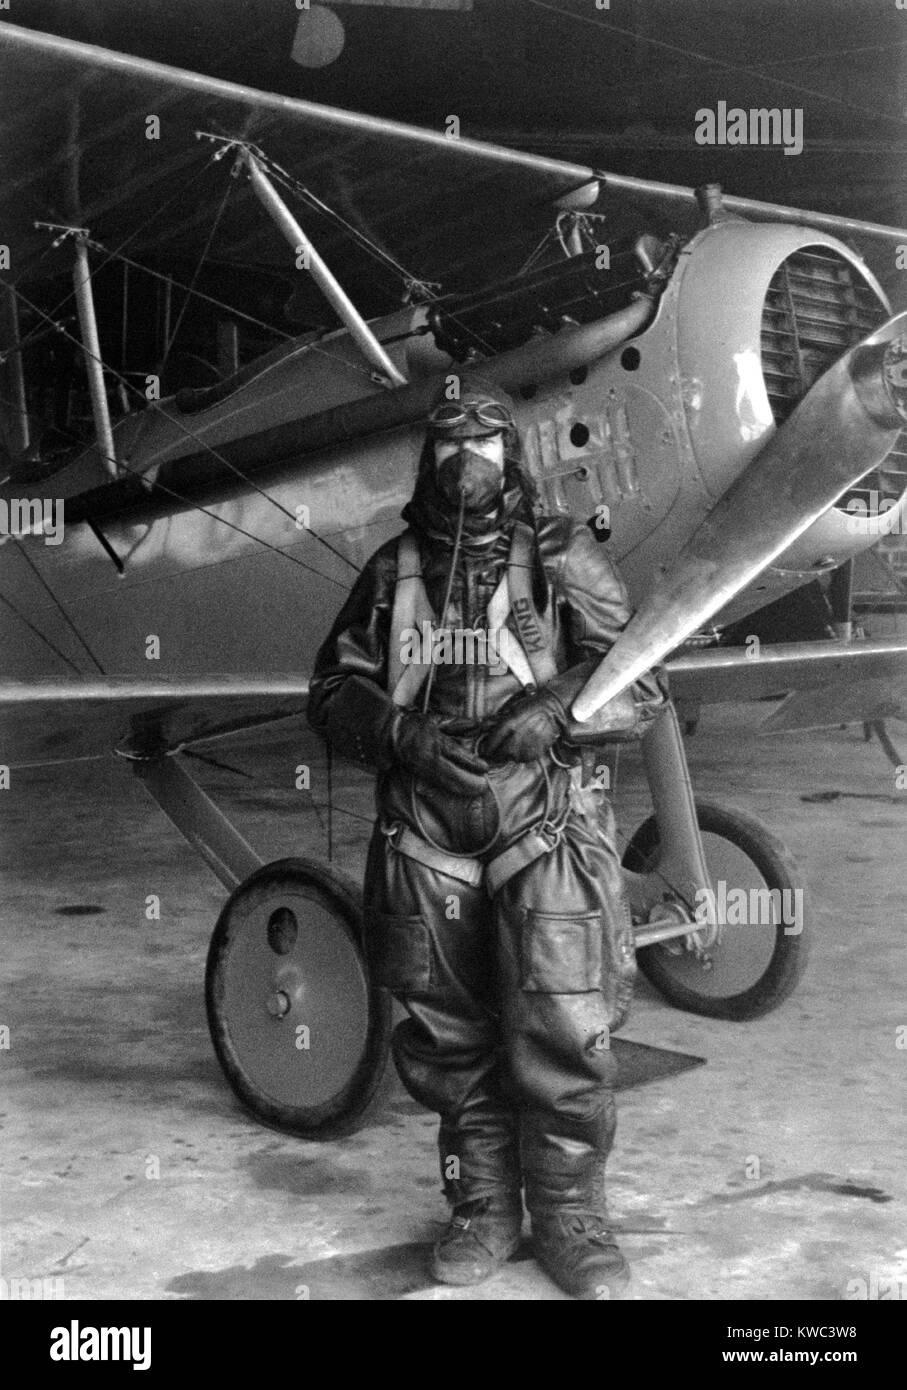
[[622, 800, 809, 1020], [205, 857, 391, 1139]]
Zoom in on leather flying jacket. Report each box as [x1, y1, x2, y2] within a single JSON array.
[[308, 497, 666, 743]]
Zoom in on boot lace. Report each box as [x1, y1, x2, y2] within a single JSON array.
[[554, 1211, 618, 1248]]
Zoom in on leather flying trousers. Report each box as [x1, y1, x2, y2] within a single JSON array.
[[365, 754, 636, 1215]]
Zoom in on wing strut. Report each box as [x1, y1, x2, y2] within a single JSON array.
[[69, 231, 119, 478], [35, 223, 119, 479], [0, 284, 30, 456], [224, 142, 407, 389], [128, 750, 263, 891]]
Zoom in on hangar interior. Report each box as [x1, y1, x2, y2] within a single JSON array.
[[2, 0, 907, 1304]]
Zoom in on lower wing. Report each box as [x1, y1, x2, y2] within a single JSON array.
[[3, 636, 907, 769], [667, 637, 907, 732], [0, 676, 309, 767]]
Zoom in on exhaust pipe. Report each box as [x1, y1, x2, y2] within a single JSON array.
[[572, 314, 907, 723], [68, 295, 656, 526]]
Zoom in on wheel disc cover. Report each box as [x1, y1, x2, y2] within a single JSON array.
[[651, 832, 779, 997], [214, 876, 370, 1109]]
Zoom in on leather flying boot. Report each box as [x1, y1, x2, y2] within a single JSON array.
[[532, 1210, 629, 1301], [430, 1110, 524, 1285], [523, 1104, 630, 1300], [431, 1190, 524, 1286]]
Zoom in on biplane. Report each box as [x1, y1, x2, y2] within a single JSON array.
[[2, 19, 907, 1138]]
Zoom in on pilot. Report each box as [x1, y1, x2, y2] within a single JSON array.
[[308, 374, 665, 1300]]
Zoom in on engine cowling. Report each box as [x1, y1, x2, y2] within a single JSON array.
[[540, 217, 907, 622], [673, 220, 907, 624]]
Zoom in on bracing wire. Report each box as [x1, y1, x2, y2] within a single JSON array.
[[9, 282, 360, 582], [0, 586, 84, 675], [527, 0, 907, 131], [11, 538, 105, 673], [12, 152, 228, 358]]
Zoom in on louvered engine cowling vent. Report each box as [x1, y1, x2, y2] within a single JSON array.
[[761, 248, 907, 511]]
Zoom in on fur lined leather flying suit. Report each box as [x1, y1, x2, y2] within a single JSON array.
[[308, 490, 664, 1218]]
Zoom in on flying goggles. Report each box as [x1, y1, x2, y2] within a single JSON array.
[[427, 398, 515, 437]]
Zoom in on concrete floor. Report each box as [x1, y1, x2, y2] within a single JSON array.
[[2, 702, 906, 1301]]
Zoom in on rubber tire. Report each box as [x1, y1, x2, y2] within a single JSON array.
[[206, 856, 391, 1139], [622, 800, 809, 1020]]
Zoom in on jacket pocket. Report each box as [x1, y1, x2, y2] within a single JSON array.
[[366, 911, 432, 994], [521, 909, 603, 993]]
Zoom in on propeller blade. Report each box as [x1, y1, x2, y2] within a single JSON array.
[[572, 316, 907, 723]]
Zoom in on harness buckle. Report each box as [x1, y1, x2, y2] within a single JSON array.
[[380, 818, 402, 848]]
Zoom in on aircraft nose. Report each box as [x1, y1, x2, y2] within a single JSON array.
[[851, 334, 907, 428], [571, 312, 907, 723]]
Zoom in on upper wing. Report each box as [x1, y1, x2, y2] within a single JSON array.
[[667, 637, 907, 731], [2, 20, 907, 318], [0, 20, 595, 311]]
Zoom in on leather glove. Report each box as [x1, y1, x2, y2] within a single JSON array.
[[322, 674, 488, 795], [481, 688, 568, 764], [391, 711, 489, 797]]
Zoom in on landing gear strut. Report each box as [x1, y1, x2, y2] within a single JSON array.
[[620, 705, 810, 1019]]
